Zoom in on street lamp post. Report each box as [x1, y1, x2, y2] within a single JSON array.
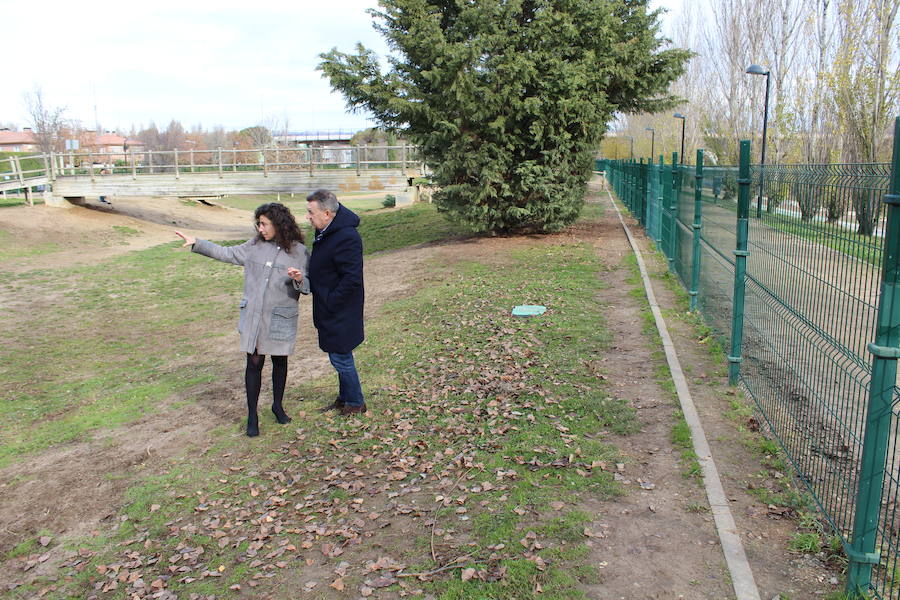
[[621, 135, 634, 160], [673, 113, 686, 165], [746, 64, 771, 218], [645, 127, 655, 160]]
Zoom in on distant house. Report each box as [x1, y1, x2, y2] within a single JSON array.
[[84, 132, 145, 161], [0, 128, 38, 152]]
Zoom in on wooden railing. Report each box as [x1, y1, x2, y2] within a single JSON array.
[[1, 145, 423, 187]]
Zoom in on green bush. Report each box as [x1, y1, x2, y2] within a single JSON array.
[[382, 194, 396, 208], [722, 174, 737, 202], [765, 179, 787, 213]]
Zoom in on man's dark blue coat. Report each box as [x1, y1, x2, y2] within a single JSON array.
[[308, 204, 365, 354]]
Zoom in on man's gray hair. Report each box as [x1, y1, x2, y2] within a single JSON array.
[[307, 189, 338, 213]]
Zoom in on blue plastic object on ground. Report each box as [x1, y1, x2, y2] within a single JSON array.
[[512, 305, 546, 317]]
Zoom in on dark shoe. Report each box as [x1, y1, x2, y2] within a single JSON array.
[[338, 403, 367, 416], [246, 416, 260, 437], [318, 397, 345, 413], [272, 405, 292, 424]]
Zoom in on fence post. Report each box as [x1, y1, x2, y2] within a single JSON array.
[[640, 158, 648, 226], [845, 116, 900, 597], [12, 156, 31, 206], [630, 160, 636, 213], [18, 155, 33, 205], [667, 152, 679, 273], [13, 155, 24, 188], [690, 149, 704, 311], [217, 148, 223, 179], [728, 140, 751, 385], [655, 155, 664, 247], [174, 149, 180, 179]]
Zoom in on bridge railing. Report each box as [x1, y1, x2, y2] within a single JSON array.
[[1, 154, 50, 182], [2, 145, 424, 188]]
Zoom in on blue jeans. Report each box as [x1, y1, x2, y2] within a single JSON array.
[[328, 352, 365, 406]]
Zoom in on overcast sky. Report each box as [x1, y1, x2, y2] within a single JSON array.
[[1, 0, 683, 134]]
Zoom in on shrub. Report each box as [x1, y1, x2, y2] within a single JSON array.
[[382, 194, 396, 208], [722, 174, 737, 203]]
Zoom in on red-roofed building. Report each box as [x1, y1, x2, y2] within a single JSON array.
[[84, 132, 144, 161], [0, 129, 38, 152]]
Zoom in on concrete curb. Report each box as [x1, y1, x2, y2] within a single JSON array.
[[605, 187, 762, 600]]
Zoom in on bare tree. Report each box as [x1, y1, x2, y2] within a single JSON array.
[[762, 0, 809, 164], [160, 120, 186, 150], [830, 0, 900, 163], [137, 122, 162, 150], [666, 2, 706, 163], [240, 125, 273, 148], [702, 0, 766, 164], [23, 86, 68, 153], [776, 0, 838, 165], [205, 126, 229, 150], [829, 0, 900, 234]]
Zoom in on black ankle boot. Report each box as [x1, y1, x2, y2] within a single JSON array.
[[272, 404, 292, 424], [246, 413, 260, 437]]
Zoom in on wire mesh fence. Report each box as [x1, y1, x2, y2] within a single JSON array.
[[604, 129, 899, 598]]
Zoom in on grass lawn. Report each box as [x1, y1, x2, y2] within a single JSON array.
[[762, 211, 883, 266], [1, 200, 630, 599], [0, 195, 43, 208], [216, 192, 397, 214]]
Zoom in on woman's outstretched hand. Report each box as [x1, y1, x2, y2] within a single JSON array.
[[286, 267, 304, 282], [174, 231, 196, 247]]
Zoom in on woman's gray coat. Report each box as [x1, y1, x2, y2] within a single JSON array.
[[192, 238, 310, 356]]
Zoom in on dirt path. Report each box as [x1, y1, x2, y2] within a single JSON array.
[[584, 187, 839, 599], [565, 209, 732, 599]]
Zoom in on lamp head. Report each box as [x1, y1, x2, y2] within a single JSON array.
[[645, 127, 654, 132], [746, 64, 770, 76], [673, 113, 686, 120]]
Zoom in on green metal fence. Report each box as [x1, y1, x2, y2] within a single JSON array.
[[605, 118, 900, 599]]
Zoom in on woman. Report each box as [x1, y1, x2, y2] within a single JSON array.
[[175, 203, 309, 437]]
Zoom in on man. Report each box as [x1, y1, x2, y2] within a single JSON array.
[[306, 189, 367, 415]]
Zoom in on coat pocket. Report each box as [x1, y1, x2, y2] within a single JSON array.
[[269, 305, 299, 341], [238, 298, 248, 333]]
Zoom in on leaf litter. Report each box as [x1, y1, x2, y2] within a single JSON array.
[[13, 242, 622, 598]]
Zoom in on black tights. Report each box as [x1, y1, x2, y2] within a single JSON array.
[[245, 353, 289, 425]]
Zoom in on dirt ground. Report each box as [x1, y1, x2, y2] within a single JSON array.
[[0, 191, 841, 598], [0, 196, 440, 579]]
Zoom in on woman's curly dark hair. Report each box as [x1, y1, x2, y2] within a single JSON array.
[[253, 203, 305, 250]]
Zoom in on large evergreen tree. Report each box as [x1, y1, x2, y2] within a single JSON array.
[[320, 0, 690, 233]]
